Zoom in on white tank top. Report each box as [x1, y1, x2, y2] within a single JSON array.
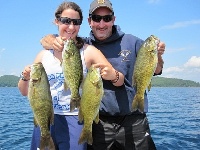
[[42, 47, 87, 115]]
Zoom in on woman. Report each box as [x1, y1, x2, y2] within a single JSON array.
[[18, 1, 117, 150]]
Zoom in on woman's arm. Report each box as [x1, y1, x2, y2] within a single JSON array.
[[18, 50, 45, 96], [18, 65, 31, 96]]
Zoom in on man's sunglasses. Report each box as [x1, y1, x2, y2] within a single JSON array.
[[58, 17, 82, 25], [89, 14, 113, 23]]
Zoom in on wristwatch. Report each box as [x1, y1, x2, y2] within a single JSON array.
[[20, 72, 29, 81]]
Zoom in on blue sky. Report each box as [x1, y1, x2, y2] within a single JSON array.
[[0, 0, 200, 83]]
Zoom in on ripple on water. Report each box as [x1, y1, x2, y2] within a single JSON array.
[[1, 87, 200, 149]]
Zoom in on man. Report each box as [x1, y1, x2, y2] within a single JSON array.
[[41, 0, 165, 149]]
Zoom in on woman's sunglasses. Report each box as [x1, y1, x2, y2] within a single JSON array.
[[89, 14, 113, 23], [58, 17, 82, 25]]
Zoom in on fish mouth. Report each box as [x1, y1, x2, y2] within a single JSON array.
[[96, 67, 100, 73], [150, 35, 160, 44], [30, 78, 40, 83]]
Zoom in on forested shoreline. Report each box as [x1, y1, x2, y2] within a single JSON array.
[[0, 75, 200, 87]]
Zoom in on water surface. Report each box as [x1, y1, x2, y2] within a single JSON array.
[[0, 87, 200, 149]]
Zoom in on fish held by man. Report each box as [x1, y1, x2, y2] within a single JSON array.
[[78, 65, 104, 145], [62, 38, 83, 112], [28, 62, 55, 150], [132, 35, 159, 112]]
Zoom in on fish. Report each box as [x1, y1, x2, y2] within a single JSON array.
[[78, 65, 104, 145], [62, 38, 83, 112], [132, 35, 159, 112], [28, 62, 55, 150]]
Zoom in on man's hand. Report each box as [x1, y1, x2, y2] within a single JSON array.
[[154, 41, 166, 75], [40, 34, 56, 50], [52, 36, 67, 52], [40, 34, 67, 52], [158, 42, 165, 56]]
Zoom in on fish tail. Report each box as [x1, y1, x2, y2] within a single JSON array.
[[138, 100, 144, 112], [63, 81, 69, 90], [94, 113, 99, 124], [132, 94, 144, 112], [70, 99, 76, 112], [40, 135, 55, 150], [76, 96, 81, 109], [78, 129, 93, 145], [70, 96, 81, 112]]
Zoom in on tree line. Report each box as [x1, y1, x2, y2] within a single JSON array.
[[0, 75, 20, 87], [0, 75, 200, 87], [152, 76, 200, 87]]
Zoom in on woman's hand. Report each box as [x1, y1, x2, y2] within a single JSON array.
[[22, 65, 31, 81]]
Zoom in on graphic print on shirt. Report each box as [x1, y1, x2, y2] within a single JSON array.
[[118, 50, 131, 62], [48, 72, 70, 111]]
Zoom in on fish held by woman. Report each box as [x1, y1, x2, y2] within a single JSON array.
[[62, 38, 83, 112], [28, 62, 55, 150]]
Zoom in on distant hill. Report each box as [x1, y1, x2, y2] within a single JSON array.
[[0, 75, 200, 87], [0, 75, 20, 87], [152, 76, 200, 87]]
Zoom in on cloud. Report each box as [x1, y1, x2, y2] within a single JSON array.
[[10, 72, 19, 76], [166, 47, 192, 53], [162, 56, 200, 82], [164, 66, 184, 73], [184, 56, 200, 68], [159, 19, 200, 30]]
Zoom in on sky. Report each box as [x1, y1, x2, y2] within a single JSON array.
[[0, 0, 200, 83]]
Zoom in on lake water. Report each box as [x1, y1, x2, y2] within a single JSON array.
[[0, 87, 200, 150]]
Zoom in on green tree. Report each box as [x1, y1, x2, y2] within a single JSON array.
[[0, 75, 20, 87]]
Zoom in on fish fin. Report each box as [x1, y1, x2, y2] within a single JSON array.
[[80, 76, 85, 89], [132, 76, 136, 87], [147, 81, 152, 92], [70, 99, 76, 112], [138, 100, 144, 112], [132, 97, 138, 112], [70, 96, 81, 112], [78, 108, 83, 123], [63, 81, 69, 90], [40, 135, 55, 150], [76, 96, 81, 109], [132, 79, 137, 89], [78, 128, 93, 145], [33, 117, 39, 127], [50, 109, 54, 125], [132, 94, 144, 112], [49, 136, 56, 150], [94, 113, 99, 124], [95, 86, 101, 96]]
